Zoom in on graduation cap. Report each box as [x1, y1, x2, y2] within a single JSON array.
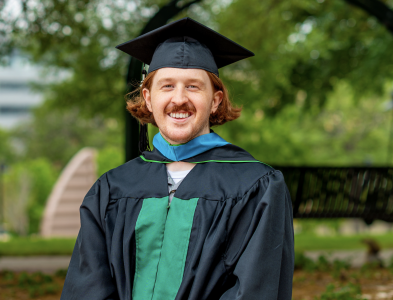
[[115, 17, 254, 77], [115, 17, 254, 153]]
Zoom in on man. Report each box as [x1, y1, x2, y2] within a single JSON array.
[[61, 17, 294, 300]]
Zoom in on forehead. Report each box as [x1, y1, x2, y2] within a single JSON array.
[[152, 68, 210, 84]]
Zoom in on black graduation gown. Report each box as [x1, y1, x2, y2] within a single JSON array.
[[61, 144, 294, 300]]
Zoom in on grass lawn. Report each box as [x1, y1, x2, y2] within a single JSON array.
[[0, 237, 76, 256], [1, 233, 393, 256], [295, 232, 393, 252]]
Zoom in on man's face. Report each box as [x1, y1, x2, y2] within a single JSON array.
[[143, 68, 223, 144]]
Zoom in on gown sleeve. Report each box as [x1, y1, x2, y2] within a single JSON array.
[[61, 174, 119, 300], [220, 170, 294, 300]]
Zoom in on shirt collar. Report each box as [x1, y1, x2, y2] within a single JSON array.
[[152, 132, 230, 161]]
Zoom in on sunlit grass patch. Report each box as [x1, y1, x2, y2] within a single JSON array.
[[0, 237, 76, 256], [295, 232, 393, 252]]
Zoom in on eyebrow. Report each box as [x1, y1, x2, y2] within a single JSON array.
[[156, 78, 172, 85], [155, 78, 206, 87], [187, 79, 206, 87]]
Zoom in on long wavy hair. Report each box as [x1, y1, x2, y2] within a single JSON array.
[[125, 70, 242, 127]]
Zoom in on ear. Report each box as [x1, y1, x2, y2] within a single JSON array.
[[211, 90, 223, 113], [142, 88, 153, 112]]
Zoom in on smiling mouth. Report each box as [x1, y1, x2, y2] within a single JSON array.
[[169, 112, 192, 119]]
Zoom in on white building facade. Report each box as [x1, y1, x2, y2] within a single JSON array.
[[0, 55, 44, 129]]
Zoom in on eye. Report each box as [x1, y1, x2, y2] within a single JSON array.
[[187, 85, 198, 89], [162, 84, 174, 89]]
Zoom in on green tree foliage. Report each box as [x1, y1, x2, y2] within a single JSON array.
[[5, 0, 390, 166], [212, 0, 393, 165], [2, 0, 190, 118], [97, 146, 123, 176], [0, 128, 15, 164], [12, 103, 122, 168], [215, 81, 392, 165], [216, 0, 393, 114]]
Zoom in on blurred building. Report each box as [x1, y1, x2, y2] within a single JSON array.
[[0, 53, 68, 129], [0, 54, 44, 129]]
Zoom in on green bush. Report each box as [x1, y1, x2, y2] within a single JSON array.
[[294, 253, 332, 272], [388, 255, 393, 273], [360, 260, 384, 277], [25, 159, 58, 234], [18, 272, 35, 287], [294, 252, 317, 271], [332, 259, 351, 279], [3, 159, 57, 235], [28, 282, 60, 298], [55, 268, 68, 279], [2, 270, 15, 281], [316, 255, 330, 272], [295, 252, 352, 277], [3, 271, 61, 299], [316, 283, 366, 300]]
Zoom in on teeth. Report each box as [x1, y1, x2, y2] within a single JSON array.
[[170, 112, 190, 118]]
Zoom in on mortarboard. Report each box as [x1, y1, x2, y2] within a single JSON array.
[[115, 17, 254, 77]]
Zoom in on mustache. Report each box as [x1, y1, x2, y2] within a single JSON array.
[[164, 103, 196, 114]]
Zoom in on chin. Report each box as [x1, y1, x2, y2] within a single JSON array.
[[163, 129, 196, 144], [168, 133, 192, 144]]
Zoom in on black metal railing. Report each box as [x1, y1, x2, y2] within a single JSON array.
[[276, 167, 393, 223]]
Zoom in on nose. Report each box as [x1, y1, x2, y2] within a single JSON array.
[[171, 85, 188, 106]]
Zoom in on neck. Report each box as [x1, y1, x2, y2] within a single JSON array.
[[166, 161, 196, 172]]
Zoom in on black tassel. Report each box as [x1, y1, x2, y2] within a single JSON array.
[[138, 64, 151, 154], [139, 123, 151, 153]]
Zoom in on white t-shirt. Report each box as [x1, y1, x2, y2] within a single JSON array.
[[167, 169, 192, 184]]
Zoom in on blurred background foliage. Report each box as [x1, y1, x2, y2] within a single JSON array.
[[3, 158, 56, 235], [1, 0, 393, 234]]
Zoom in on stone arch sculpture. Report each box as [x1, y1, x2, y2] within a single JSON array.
[[41, 148, 97, 237]]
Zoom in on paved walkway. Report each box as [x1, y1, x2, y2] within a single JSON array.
[[0, 256, 71, 273], [0, 250, 392, 272], [304, 249, 393, 268]]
